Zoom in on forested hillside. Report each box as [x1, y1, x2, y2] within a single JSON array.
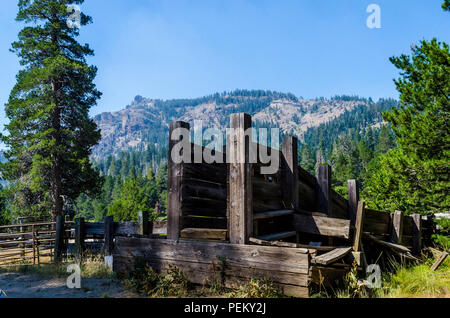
[[72, 95, 398, 222]]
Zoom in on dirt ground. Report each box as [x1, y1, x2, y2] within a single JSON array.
[[0, 272, 139, 298]]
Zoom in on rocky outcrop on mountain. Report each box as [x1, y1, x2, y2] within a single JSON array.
[[92, 91, 373, 159]]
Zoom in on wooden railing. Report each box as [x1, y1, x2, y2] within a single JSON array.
[[166, 112, 433, 255], [0, 221, 65, 265]]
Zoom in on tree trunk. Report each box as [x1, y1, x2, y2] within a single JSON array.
[[50, 79, 63, 222], [50, 16, 63, 222]]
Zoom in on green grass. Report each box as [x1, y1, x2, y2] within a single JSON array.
[[321, 250, 450, 298], [376, 251, 449, 298]]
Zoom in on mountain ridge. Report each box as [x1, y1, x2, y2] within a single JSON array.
[[92, 90, 393, 159]]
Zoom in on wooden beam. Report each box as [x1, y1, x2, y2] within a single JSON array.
[[138, 211, 149, 236], [113, 237, 310, 297], [167, 121, 190, 240], [228, 113, 253, 244], [431, 252, 448, 271], [293, 214, 350, 239], [281, 136, 299, 210], [312, 247, 352, 265], [411, 213, 422, 255], [104, 216, 114, 256], [391, 210, 403, 244], [347, 179, 359, 225], [253, 209, 295, 220], [249, 237, 309, 252], [353, 201, 365, 252], [363, 232, 411, 253], [257, 231, 297, 241], [180, 228, 227, 241], [316, 165, 332, 216], [74, 218, 85, 261]]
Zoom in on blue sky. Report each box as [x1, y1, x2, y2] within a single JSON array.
[[0, 0, 449, 134]]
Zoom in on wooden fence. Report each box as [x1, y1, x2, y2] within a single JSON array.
[[0, 214, 167, 265], [112, 112, 436, 297], [0, 221, 68, 265]]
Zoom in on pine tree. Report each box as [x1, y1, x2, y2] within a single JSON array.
[[376, 125, 396, 154], [0, 1, 102, 220], [365, 39, 449, 214]]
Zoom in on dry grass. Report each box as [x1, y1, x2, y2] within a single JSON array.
[[0, 254, 115, 279]]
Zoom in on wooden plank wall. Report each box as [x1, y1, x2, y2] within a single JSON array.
[[182, 144, 227, 231], [113, 237, 311, 297], [167, 121, 228, 239]]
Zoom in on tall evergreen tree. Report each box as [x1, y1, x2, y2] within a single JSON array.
[[376, 125, 396, 154], [0, 0, 102, 220], [365, 39, 449, 214]]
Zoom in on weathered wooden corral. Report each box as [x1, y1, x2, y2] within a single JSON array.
[[112, 113, 434, 297]]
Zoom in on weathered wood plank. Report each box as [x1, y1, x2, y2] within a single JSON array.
[[113, 237, 310, 275], [182, 163, 227, 185], [168, 121, 190, 240], [137, 211, 149, 236], [181, 216, 227, 229], [257, 231, 296, 241], [181, 179, 227, 201], [114, 222, 138, 236], [347, 179, 359, 225], [298, 165, 318, 189], [391, 211, 403, 244], [228, 113, 253, 244], [411, 214, 422, 255], [312, 247, 352, 265], [293, 214, 350, 239], [180, 228, 227, 240], [430, 252, 448, 271], [363, 232, 411, 253], [253, 210, 295, 220], [253, 198, 284, 213], [316, 165, 332, 216], [249, 237, 311, 251], [353, 201, 365, 252], [75, 218, 85, 261], [104, 216, 114, 255], [281, 136, 299, 210], [181, 197, 227, 217]]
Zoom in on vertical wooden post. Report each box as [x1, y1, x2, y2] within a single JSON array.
[[391, 211, 403, 244], [353, 201, 365, 252], [316, 164, 332, 216], [75, 218, 85, 261], [167, 121, 190, 240], [19, 218, 25, 260], [412, 213, 422, 255], [347, 179, 359, 225], [104, 216, 114, 256], [282, 136, 299, 210], [138, 211, 149, 236], [54, 215, 65, 263], [228, 113, 253, 244], [36, 230, 40, 266], [32, 225, 36, 265]]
